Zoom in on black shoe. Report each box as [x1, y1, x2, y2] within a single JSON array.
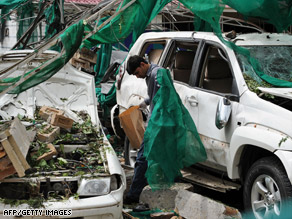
[[133, 203, 150, 212], [123, 196, 139, 205]]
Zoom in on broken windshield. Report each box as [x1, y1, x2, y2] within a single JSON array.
[[236, 46, 292, 86]]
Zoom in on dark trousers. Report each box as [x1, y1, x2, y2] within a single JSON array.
[[126, 140, 148, 201]]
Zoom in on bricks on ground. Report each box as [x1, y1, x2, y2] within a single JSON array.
[[39, 106, 74, 130], [37, 125, 60, 143], [36, 143, 58, 161], [39, 106, 64, 121], [50, 114, 74, 130]]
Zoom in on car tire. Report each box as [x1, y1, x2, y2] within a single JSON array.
[[124, 137, 137, 167], [243, 156, 292, 219]]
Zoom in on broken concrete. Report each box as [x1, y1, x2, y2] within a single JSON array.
[[175, 190, 241, 219], [139, 183, 193, 210]]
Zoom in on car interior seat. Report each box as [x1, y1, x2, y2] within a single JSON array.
[[203, 59, 233, 93], [173, 50, 195, 84], [148, 49, 163, 64]]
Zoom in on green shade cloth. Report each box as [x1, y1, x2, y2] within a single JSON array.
[[0, 20, 84, 94], [3, 0, 292, 95], [16, 0, 37, 48], [225, 0, 292, 33], [82, 0, 171, 48], [144, 69, 207, 189], [44, 0, 64, 39], [95, 43, 112, 85]]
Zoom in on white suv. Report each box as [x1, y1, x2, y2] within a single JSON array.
[[115, 31, 292, 218]]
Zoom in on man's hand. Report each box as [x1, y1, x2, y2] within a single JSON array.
[[139, 101, 147, 110]]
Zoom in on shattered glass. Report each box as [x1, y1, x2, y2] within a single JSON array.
[[236, 46, 292, 86]]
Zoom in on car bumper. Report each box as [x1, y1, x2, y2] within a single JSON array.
[[0, 188, 124, 219]]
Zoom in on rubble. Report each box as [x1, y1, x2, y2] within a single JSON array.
[[39, 106, 64, 121], [69, 48, 97, 73], [50, 114, 74, 130], [37, 125, 60, 143], [175, 190, 241, 219], [0, 106, 108, 207], [139, 183, 193, 211]]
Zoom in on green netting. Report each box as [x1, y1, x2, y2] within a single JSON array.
[[82, 0, 171, 47], [0, 20, 84, 94], [44, 0, 64, 39], [2, 0, 292, 190], [225, 0, 292, 33], [2, 0, 292, 94], [0, 0, 27, 8], [0, 0, 28, 42], [144, 69, 207, 189], [16, 0, 38, 48], [179, 0, 292, 87], [94, 43, 112, 84]]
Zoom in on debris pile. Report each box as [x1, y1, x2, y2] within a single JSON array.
[[0, 106, 108, 206], [70, 47, 97, 74]]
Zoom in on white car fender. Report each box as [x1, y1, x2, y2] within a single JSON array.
[[227, 125, 291, 179], [274, 150, 292, 184]]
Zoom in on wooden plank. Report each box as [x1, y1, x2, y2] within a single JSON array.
[[0, 136, 25, 177], [0, 118, 31, 178], [8, 135, 30, 170], [0, 156, 12, 171], [0, 164, 16, 180], [181, 167, 241, 193], [0, 150, 6, 159], [9, 117, 30, 156]]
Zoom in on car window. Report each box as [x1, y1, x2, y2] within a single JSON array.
[[199, 45, 233, 93], [164, 41, 198, 84], [139, 41, 166, 64]]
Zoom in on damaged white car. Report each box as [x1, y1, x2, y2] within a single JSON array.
[[0, 50, 126, 219], [114, 31, 292, 218]]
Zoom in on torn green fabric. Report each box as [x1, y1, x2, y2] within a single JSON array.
[[16, 0, 37, 48], [3, 0, 292, 94], [44, 0, 64, 39], [144, 69, 207, 189], [94, 43, 112, 85], [182, 0, 292, 87], [225, 0, 292, 33], [0, 0, 27, 8], [0, 20, 84, 94], [82, 0, 170, 47]]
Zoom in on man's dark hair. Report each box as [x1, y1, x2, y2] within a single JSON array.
[[126, 55, 148, 75]]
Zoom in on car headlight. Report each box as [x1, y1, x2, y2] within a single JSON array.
[[77, 178, 110, 196]]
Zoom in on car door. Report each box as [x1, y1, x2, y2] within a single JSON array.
[[162, 39, 202, 125], [192, 41, 240, 170]]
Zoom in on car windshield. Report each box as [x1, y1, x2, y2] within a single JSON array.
[[236, 46, 292, 86]]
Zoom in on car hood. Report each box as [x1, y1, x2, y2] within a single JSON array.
[[258, 87, 292, 100], [0, 50, 123, 177]]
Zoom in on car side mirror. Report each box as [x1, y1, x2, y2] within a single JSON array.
[[215, 97, 232, 129]]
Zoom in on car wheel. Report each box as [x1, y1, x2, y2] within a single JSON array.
[[243, 156, 292, 218], [124, 137, 137, 167]]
